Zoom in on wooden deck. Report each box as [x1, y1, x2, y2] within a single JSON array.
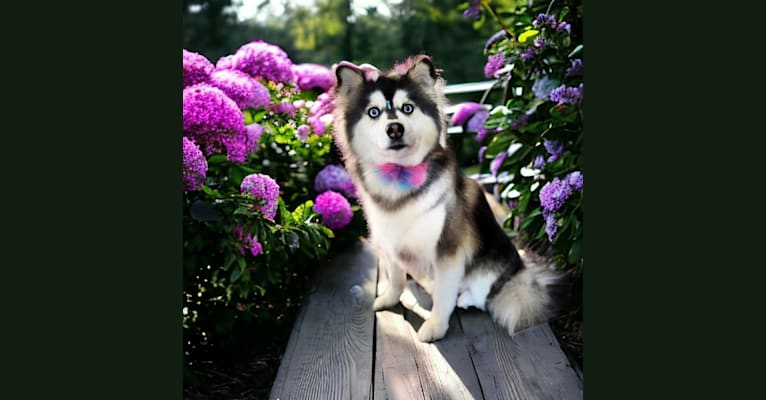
[[270, 241, 582, 400]]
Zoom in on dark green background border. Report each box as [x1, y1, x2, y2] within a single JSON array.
[[4, 1, 180, 398]]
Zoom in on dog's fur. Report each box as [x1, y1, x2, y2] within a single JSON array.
[[331, 55, 560, 342]]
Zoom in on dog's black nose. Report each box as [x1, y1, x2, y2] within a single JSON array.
[[386, 122, 405, 140]]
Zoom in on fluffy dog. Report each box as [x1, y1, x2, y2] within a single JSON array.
[[331, 55, 559, 342]]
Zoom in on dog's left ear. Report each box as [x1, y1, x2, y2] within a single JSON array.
[[406, 55, 440, 89]]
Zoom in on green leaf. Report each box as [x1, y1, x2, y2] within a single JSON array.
[[567, 239, 582, 264], [314, 224, 335, 239], [224, 253, 236, 271], [278, 198, 292, 224], [487, 134, 512, 156], [568, 44, 583, 59], [472, 13, 486, 30], [230, 264, 243, 283], [207, 154, 228, 165]]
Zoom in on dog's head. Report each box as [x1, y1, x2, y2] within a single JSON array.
[[332, 55, 448, 167]]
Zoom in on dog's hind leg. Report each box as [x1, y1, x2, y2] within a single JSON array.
[[373, 257, 406, 311], [417, 255, 464, 342]]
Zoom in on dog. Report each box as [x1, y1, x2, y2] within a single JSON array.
[[331, 55, 560, 342]]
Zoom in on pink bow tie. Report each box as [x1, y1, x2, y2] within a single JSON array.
[[375, 162, 429, 190]]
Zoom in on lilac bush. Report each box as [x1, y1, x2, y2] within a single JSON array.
[[457, 0, 583, 268]]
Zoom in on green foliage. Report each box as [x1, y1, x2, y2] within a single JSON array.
[[470, 0, 583, 269]]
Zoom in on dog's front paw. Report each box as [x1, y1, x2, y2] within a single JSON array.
[[417, 318, 448, 342], [372, 294, 400, 311]]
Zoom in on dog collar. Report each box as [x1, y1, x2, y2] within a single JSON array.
[[374, 162, 429, 190]]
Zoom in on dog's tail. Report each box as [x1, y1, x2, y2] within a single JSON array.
[[487, 250, 575, 335]]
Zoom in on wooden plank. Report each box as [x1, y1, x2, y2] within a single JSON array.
[[269, 241, 378, 400], [460, 311, 583, 400], [375, 271, 483, 400]]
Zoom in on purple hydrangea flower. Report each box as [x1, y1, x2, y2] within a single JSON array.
[[463, 0, 481, 19], [183, 49, 214, 88], [533, 38, 546, 48], [293, 63, 334, 92], [544, 213, 558, 242], [532, 75, 560, 100], [245, 124, 263, 153], [240, 173, 280, 220], [544, 138, 563, 163], [533, 154, 546, 169], [216, 40, 295, 83], [182, 136, 207, 191], [183, 83, 247, 161], [566, 170, 584, 191], [245, 234, 263, 257], [557, 21, 572, 33], [315, 165, 357, 198], [276, 101, 296, 116], [313, 190, 353, 230], [484, 30, 509, 52], [566, 59, 583, 77], [466, 110, 489, 133], [296, 124, 311, 140], [478, 146, 488, 163], [209, 69, 270, 110], [490, 151, 507, 177], [452, 102, 484, 125], [484, 53, 505, 78], [549, 83, 584, 105]]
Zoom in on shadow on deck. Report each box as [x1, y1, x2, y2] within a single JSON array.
[[269, 240, 583, 400]]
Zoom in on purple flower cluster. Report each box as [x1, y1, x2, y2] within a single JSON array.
[[183, 83, 247, 162], [484, 53, 505, 78], [549, 83, 584, 105], [467, 110, 489, 134], [296, 124, 311, 140], [232, 226, 263, 257], [307, 92, 335, 136], [216, 40, 295, 83], [452, 102, 484, 125], [240, 173, 280, 220], [544, 138, 563, 163], [209, 69, 270, 110], [245, 124, 264, 153], [538, 171, 584, 242], [293, 63, 334, 92], [533, 13, 557, 28], [463, 0, 482, 19], [565, 58, 583, 77], [314, 165, 357, 198], [490, 151, 507, 177], [183, 49, 214, 88], [245, 234, 263, 257], [520, 46, 538, 61], [532, 75, 560, 100], [533, 154, 546, 169], [313, 190, 353, 230], [183, 136, 208, 191]]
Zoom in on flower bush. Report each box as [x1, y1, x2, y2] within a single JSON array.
[[182, 42, 364, 370], [455, 0, 583, 269]]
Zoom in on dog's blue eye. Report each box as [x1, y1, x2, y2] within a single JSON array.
[[368, 107, 380, 118], [401, 104, 414, 114]]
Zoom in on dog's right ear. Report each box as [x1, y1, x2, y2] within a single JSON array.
[[334, 62, 365, 96]]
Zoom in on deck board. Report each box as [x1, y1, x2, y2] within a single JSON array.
[[270, 240, 582, 399], [269, 241, 377, 400]]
